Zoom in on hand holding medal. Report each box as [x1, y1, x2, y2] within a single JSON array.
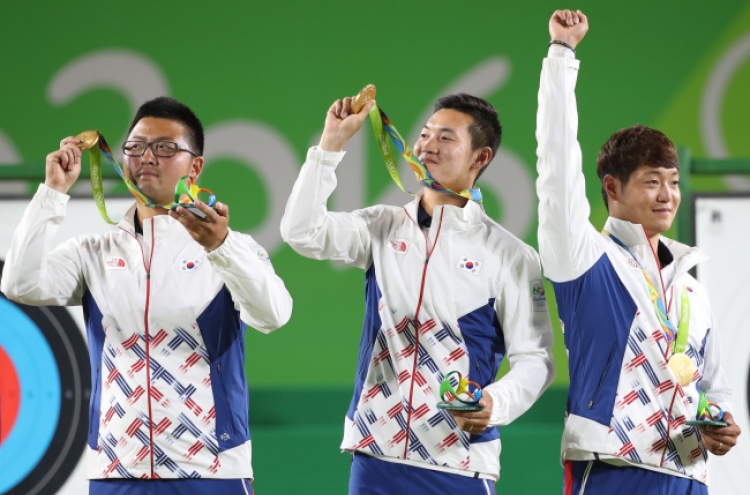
[[74, 130, 219, 224]]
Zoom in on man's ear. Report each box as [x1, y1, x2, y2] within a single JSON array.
[[472, 147, 492, 170], [602, 174, 619, 205], [190, 156, 204, 180]]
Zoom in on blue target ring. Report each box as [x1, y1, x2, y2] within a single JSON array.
[[0, 298, 61, 493], [0, 260, 90, 495]]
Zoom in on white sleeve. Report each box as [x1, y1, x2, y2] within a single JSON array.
[[280, 146, 372, 269], [206, 231, 293, 334], [483, 248, 555, 425], [0, 184, 86, 306], [700, 309, 733, 414], [536, 46, 606, 283]]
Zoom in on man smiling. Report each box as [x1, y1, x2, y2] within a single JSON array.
[[536, 9, 740, 494], [282, 93, 554, 493], [1, 97, 293, 495]]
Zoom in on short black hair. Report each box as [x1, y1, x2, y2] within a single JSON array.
[[597, 125, 679, 209], [127, 96, 204, 155], [434, 94, 502, 181]]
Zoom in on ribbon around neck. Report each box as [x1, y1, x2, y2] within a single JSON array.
[[602, 231, 676, 344], [367, 104, 482, 203]]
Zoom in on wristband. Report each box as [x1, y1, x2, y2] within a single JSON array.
[[549, 40, 576, 54]]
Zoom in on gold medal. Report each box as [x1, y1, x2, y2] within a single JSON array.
[[668, 352, 695, 387], [352, 84, 377, 114], [76, 130, 100, 151]]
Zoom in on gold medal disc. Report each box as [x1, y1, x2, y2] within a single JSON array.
[[76, 130, 100, 151], [668, 353, 695, 387], [352, 84, 377, 114]]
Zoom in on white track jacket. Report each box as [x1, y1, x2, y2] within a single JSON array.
[[1, 184, 292, 480], [281, 146, 555, 480], [536, 47, 732, 484]]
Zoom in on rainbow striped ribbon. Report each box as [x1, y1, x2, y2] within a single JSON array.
[[603, 230, 676, 344], [368, 104, 482, 203], [86, 133, 202, 224]]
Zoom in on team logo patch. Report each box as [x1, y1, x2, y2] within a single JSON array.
[[105, 258, 126, 270], [180, 259, 202, 271], [531, 279, 548, 312], [456, 255, 482, 275], [257, 248, 271, 262], [388, 238, 408, 254]]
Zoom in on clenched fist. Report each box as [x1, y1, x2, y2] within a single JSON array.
[[549, 9, 589, 50]]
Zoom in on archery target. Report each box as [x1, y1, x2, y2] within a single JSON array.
[[0, 197, 132, 495]]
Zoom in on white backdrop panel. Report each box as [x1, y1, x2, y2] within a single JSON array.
[[695, 195, 750, 494]]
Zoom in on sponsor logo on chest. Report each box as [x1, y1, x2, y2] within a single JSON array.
[[388, 238, 409, 255], [105, 258, 126, 270]]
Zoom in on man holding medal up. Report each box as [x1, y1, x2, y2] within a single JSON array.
[[536, 9, 741, 494], [281, 92, 555, 493], [1, 96, 293, 495]]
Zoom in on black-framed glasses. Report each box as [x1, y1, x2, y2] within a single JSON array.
[[121, 141, 199, 158]]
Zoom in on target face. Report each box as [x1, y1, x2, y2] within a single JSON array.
[[0, 260, 90, 495]]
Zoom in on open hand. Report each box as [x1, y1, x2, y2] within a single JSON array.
[[700, 411, 741, 456], [169, 200, 230, 252], [448, 394, 494, 435]]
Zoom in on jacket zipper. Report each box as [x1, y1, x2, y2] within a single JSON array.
[[588, 344, 616, 409], [122, 221, 156, 477], [402, 208, 443, 459], [144, 222, 156, 477]]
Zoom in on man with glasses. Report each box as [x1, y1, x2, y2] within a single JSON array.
[[1, 96, 293, 495]]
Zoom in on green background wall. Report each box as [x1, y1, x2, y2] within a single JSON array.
[[2, 1, 750, 492]]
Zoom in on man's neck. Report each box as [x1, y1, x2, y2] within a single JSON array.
[[647, 232, 661, 254], [134, 203, 169, 229], [421, 188, 469, 216]]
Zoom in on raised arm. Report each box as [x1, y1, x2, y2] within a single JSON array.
[[536, 10, 605, 283], [1, 137, 86, 305], [280, 96, 377, 269]]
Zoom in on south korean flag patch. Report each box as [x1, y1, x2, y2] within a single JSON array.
[[180, 259, 202, 271], [456, 254, 482, 276]]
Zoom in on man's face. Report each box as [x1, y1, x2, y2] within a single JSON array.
[[413, 109, 484, 192], [123, 117, 202, 206], [609, 166, 681, 237]]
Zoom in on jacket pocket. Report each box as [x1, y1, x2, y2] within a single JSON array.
[[588, 344, 617, 410]]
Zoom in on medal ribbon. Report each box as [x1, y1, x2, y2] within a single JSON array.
[[602, 231, 676, 344], [673, 287, 691, 354], [85, 132, 214, 224], [367, 104, 482, 202]]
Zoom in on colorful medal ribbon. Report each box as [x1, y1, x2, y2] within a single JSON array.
[[366, 103, 482, 203], [77, 130, 215, 224], [602, 231, 676, 344], [673, 287, 690, 354]]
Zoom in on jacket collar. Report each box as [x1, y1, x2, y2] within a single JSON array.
[[403, 190, 484, 227], [603, 216, 707, 283], [118, 203, 186, 238]]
